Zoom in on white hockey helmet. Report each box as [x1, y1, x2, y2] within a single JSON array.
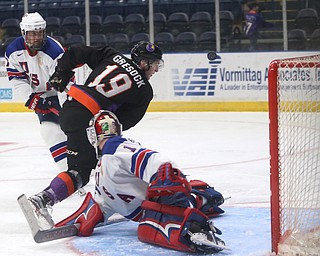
[[86, 110, 122, 148], [20, 12, 46, 50]]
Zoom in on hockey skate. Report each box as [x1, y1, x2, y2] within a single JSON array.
[[28, 192, 54, 230], [188, 220, 228, 252]]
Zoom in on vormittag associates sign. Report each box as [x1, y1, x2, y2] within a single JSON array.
[[149, 51, 317, 101]]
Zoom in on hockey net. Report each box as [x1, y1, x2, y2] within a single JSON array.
[[268, 54, 320, 255]]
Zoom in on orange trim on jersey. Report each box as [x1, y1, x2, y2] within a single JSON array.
[[57, 172, 75, 195], [68, 85, 101, 115]]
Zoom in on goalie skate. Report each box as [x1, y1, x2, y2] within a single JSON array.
[[28, 192, 54, 230], [189, 232, 228, 252], [189, 220, 229, 252]]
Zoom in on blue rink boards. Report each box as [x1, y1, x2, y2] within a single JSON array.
[[70, 207, 271, 256]]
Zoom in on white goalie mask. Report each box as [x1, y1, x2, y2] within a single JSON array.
[[86, 110, 122, 149], [20, 12, 47, 50]]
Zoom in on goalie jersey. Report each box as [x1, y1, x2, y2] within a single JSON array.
[[5, 36, 64, 102], [94, 136, 178, 222]]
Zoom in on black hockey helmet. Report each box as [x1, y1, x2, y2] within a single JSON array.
[[131, 41, 163, 65]]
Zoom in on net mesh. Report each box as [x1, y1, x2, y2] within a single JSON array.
[[275, 55, 320, 255]]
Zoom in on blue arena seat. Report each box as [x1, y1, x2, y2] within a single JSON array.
[[308, 28, 320, 50], [0, 36, 17, 56], [295, 8, 319, 36], [189, 11, 213, 36], [45, 16, 61, 36], [90, 33, 108, 47], [217, 10, 234, 39], [83, 15, 103, 34], [130, 32, 150, 49], [197, 31, 216, 52], [174, 31, 197, 52], [61, 16, 82, 36], [102, 14, 124, 36], [166, 12, 189, 36], [146, 12, 167, 35], [154, 32, 175, 53], [108, 33, 130, 53], [1, 18, 20, 38], [123, 13, 146, 37], [65, 34, 85, 47], [288, 28, 307, 50]]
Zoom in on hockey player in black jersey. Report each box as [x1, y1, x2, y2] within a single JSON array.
[[26, 41, 164, 229]]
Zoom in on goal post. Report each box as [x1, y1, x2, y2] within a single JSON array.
[[268, 54, 320, 255]]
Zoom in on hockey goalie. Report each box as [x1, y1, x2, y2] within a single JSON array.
[[23, 110, 226, 252]]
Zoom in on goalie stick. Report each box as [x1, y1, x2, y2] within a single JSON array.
[[17, 194, 128, 243]]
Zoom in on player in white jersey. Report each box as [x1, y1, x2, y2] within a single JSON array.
[[5, 12, 68, 170], [53, 110, 226, 253]]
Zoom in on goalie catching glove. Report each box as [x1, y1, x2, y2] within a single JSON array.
[[49, 67, 74, 93]]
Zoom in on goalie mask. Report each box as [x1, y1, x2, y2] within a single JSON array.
[[20, 12, 47, 51], [86, 110, 122, 149], [131, 41, 164, 70]]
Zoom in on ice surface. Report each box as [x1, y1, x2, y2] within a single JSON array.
[[0, 112, 271, 255]]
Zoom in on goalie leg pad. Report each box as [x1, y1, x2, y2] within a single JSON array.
[[189, 180, 225, 217], [138, 200, 223, 253], [147, 162, 191, 199], [55, 192, 104, 236]]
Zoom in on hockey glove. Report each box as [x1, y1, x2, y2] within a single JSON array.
[[25, 93, 51, 114], [49, 67, 75, 93], [45, 96, 62, 116]]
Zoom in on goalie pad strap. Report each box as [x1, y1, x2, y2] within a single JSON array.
[[141, 200, 186, 217]]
